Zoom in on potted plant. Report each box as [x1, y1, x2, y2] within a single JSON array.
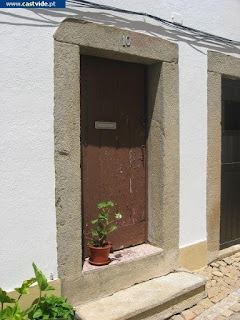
[[87, 201, 122, 266]]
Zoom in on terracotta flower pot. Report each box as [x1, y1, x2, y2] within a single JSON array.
[[88, 244, 111, 266]]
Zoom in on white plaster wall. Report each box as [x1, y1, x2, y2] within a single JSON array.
[[0, 0, 240, 289], [0, 12, 59, 291], [179, 43, 208, 247]]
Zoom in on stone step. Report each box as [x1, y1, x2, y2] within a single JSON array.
[[75, 271, 206, 320]]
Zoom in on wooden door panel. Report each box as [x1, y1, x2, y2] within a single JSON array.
[[81, 55, 147, 257], [221, 164, 240, 248]]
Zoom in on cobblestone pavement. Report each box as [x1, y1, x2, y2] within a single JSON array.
[[170, 251, 240, 320]]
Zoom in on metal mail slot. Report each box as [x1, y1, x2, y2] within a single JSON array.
[[95, 121, 117, 130]]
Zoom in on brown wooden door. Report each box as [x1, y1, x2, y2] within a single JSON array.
[[81, 55, 147, 257], [220, 78, 240, 249]]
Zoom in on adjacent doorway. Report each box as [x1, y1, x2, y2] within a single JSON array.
[[220, 78, 240, 249]]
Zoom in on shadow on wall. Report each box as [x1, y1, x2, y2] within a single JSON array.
[[0, 6, 240, 55]]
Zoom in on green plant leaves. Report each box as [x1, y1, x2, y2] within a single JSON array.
[[97, 201, 114, 209], [108, 225, 117, 233], [0, 264, 74, 320], [0, 303, 29, 320], [32, 263, 55, 292], [32, 295, 74, 320], [15, 278, 36, 295], [0, 288, 15, 304], [32, 308, 43, 319], [98, 212, 108, 221], [21, 304, 36, 317]]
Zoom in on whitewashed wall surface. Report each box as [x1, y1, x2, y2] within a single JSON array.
[[0, 0, 240, 290]]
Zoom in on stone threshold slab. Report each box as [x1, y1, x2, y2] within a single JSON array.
[[83, 244, 163, 272], [75, 272, 206, 320], [219, 245, 240, 260]]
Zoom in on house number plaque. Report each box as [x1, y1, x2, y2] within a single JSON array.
[[95, 121, 117, 130], [122, 35, 131, 47]]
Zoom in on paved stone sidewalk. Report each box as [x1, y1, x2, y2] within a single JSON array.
[[229, 313, 240, 319], [170, 250, 240, 320]]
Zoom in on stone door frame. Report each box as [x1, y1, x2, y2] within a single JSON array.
[[54, 18, 179, 304], [207, 51, 240, 262]]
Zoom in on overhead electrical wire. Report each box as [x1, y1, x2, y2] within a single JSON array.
[[66, 0, 240, 46]]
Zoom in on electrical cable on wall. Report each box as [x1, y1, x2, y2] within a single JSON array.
[[67, 0, 240, 46]]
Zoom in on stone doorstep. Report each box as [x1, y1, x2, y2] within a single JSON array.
[[218, 245, 240, 260], [75, 272, 206, 320]]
